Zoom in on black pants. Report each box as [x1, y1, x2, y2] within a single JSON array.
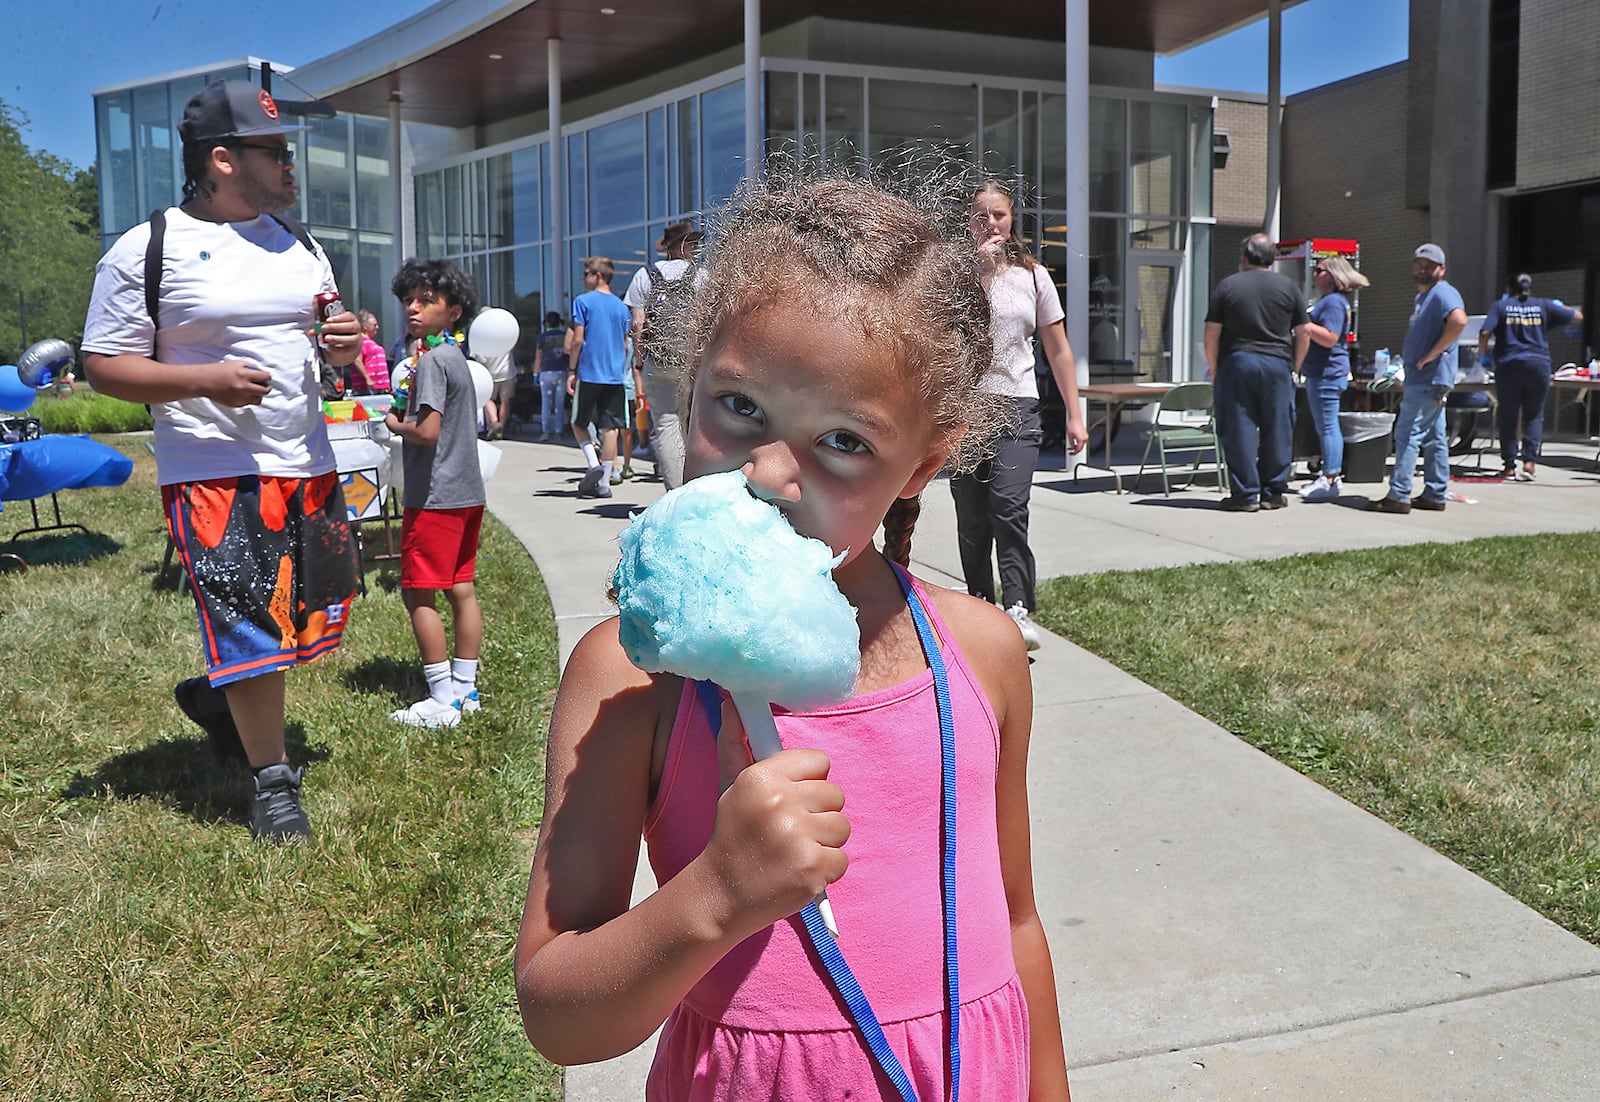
[[950, 400, 1041, 612]]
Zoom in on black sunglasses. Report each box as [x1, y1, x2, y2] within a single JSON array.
[[232, 141, 295, 166], [1313, 266, 1328, 274]]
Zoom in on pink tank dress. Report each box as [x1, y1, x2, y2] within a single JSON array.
[[643, 574, 1031, 1100]]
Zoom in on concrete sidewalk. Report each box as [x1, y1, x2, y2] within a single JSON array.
[[486, 435, 1600, 1100]]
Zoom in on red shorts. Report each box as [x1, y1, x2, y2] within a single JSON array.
[[399, 505, 484, 589]]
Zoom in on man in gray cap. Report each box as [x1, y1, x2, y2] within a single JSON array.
[[1368, 243, 1467, 513], [82, 80, 363, 842], [623, 220, 708, 489]]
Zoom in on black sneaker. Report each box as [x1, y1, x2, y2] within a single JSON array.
[[1260, 494, 1288, 510], [251, 763, 311, 842], [174, 677, 247, 762], [1221, 496, 1260, 512]]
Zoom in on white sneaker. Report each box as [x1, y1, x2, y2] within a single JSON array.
[[391, 696, 462, 728], [1299, 475, 1340, 502], [1006, 603, 1042, 651]]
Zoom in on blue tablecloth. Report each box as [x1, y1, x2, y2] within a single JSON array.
[[0, 435, 134, 512]]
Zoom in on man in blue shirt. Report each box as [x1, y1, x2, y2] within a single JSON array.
[[1369, 243, 1467, 513], [566, 256, 637, 498]]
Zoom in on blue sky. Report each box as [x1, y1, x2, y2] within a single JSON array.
[[9, 0, 1408, 171]]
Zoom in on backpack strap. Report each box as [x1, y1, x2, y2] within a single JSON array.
[[646, 261, 663, 284], [143, 208, 318, 333], [268, 211, 320, 257], [144, 209, 166, 332]]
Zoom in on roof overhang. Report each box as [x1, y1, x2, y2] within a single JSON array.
[[293, 0, 1308, 130]]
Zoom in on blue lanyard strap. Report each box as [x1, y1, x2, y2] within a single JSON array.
[[698, 563, 959, 1101]]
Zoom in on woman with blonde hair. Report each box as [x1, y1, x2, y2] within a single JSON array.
[[1298, 255, 1369, 501]]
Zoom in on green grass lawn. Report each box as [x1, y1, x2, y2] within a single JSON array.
[[0, 440, 562, 1100], [1035, 535, 1600, 947]]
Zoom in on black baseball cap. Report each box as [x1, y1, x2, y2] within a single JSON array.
[[179, 80, 312, 145]]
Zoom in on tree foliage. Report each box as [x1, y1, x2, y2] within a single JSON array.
[[0, 99, 101, 363]]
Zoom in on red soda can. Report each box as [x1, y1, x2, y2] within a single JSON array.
[[313, 291, 344, 346]]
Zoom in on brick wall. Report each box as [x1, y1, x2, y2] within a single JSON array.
[[1212, 97, 1268, 227], [1284, 64, 1432, 358], [1516, 0, 1600, 190]]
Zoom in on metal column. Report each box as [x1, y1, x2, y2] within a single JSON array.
[[1264, 0, 1282, 239], [549, 37, 567, 314], [744, 0, 762, 182], [1064, 0, 1090, 470]]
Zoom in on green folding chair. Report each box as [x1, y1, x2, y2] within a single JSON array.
[[1132, 381, 1228, 496]]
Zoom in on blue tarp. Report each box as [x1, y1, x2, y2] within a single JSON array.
[[0, 435, 134, 512]]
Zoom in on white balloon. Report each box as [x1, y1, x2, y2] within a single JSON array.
[[468, 308, 520, 360], [468, 361, 494, 408], [478, 440, 502, 482]]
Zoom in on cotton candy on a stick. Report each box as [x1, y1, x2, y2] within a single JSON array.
[[614, 470, 860, 710], [614, 470, 859, 937]]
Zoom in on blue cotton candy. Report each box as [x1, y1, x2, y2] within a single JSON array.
[[614, 470, 861, 709]]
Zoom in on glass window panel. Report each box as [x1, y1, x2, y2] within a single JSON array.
[[824, 76, 863, 173], [567, 131, 587, 234], [540, 143, 552, 241], [512, 246, 546, 361], [96, 92, 137, 233], [307, 115, 352, 229], [647, 109, 667, 221], [1131, 101, 1187, 217], [353, 116, 391, 232], [444, 164, 463, 254], [701, 81, 745, 213], [509, 144, 543, 243], [1089, 97, 1125, 214], [485, 250, 514, 314], [1038, 93, 1064, 210], [416, 171, 445, 258], [766, 70, 799, 159], [589, 227, 650, 295], [801, 73, 822, 163], [1187, 223, 1212, 380], [132, 83, 173, 215], [486, 152, 512, 251], [1189, 105, 1213, 221], [317, 227, 356, 299], [588, 115, 646, 231], [569, 238, 589, 313], [356, 234, 392, 324], [866, 79, 976, 174], [467, 159, 489, 253], [1087, 217, 1126, 369], [1130, 219, 1185, 250], [669, 100, 697, 215], [982, 87, 1020, 181]]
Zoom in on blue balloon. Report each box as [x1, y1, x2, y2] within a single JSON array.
[[0, 365, 39, 413]]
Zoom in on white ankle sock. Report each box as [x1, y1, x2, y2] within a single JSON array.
[[581, 441, 599, 468], [451, 657, 479, 699], [424, 660, 453, 704], [601, 460, 613, 482]]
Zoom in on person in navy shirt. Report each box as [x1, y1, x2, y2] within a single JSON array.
[[1477, 273, 1584, 481], [1369, 243, 1468, 514]]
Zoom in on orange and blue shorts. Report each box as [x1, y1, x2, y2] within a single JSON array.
[[162, 472, 359, 687]]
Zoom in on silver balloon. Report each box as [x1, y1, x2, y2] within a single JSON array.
[[18, 338, 75, 388]]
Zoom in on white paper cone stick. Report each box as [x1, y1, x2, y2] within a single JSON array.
[[731, 693, 840, 939]]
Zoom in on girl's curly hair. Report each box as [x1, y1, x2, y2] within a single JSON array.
[[674, 167, 1007, 478]]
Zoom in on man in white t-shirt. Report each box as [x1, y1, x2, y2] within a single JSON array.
[[623, 221, 708, 489], [82, 79, 363, 843]]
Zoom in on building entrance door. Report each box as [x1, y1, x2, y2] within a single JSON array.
[[1135, 257, 1181, 383]]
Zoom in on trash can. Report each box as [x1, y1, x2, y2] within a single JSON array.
[[1339, 411, 1395, 483]]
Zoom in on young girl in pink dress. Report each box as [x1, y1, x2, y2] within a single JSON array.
[[515, 175, 1072, 1102]]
